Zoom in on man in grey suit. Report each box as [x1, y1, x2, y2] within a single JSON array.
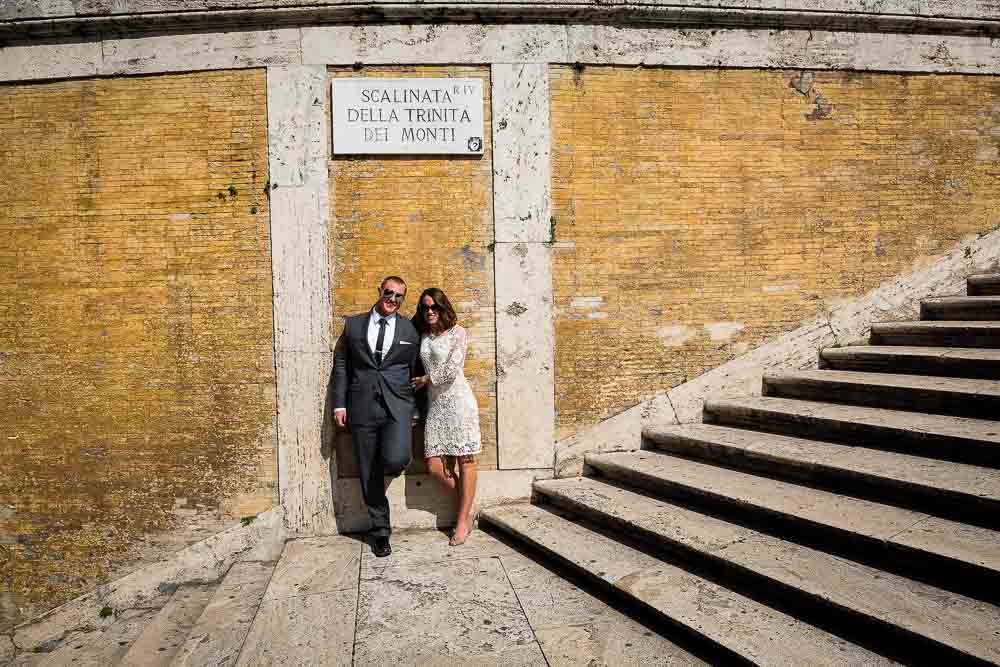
[[333, 275, 420, 557]]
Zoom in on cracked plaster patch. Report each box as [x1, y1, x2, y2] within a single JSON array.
[[656, 324, 697, 347], [704, 322, 746, 342]]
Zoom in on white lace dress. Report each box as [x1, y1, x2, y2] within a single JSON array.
[[420, 325, 482, 458]]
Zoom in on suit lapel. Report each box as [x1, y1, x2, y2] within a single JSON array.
[[355, 313, 377, 367], [381, 316, 405, 366]]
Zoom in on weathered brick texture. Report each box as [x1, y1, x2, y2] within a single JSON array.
[[551, 66, 1000, 440], [329, 66, 498, 472], [0, 70, 275, 630]]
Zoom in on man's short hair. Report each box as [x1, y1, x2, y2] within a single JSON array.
[[381, 275, 406, 291]]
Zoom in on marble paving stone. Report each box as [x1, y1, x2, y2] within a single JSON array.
[[171, 561, 275, 667], [264, 535, 361, 600], [120, 583, 217, 667], [354, 557, 541, 665], [1, 636, 14, 664], [534, 622, 709, 667], [42, 608, 157, 667], [235, 588, 357, 666], [501, 554, 709, 666], [500, 554, 623, 628], [353, 644, 546, 667], [360, 528, 519, 572]]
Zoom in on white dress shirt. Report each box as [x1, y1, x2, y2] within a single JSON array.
[[367, 308, 397, 357], [334, 310, 398, 416]]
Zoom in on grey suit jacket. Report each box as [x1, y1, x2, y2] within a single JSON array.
[[333, 312, 421, 426]]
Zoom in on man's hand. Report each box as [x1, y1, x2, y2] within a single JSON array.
[[334, 409, 348, 429]]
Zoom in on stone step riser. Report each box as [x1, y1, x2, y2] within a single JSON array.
[[870, 325, 1000, 349], [703, 403, 1000, 469], [531, 489, 991, 667], [646, 433, 1000, 529], [762, 376, 1000, 420], [921, 299, 1000, 321], [968, 275, 1000, 296], [586, 458, 1000, 603], [820, 350, 1000, 380]]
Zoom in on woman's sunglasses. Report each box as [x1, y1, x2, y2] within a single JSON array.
[[425, 303, 443, 313]]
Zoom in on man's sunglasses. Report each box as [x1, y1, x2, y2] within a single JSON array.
[[382, 288, 406, 301]]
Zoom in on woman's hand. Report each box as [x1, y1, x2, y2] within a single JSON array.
[[410, 375, 430, 390]]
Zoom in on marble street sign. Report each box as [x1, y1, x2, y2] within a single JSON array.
[[332, 78, 485, 155]]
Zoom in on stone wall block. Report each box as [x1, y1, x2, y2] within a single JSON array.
[[495, 243, 556, 469], [269, 184, 333, 353], [267, 65, 336, 535], [302, 24, 568, 65], [102, 28, 301, 76], [492, 64, 552, 244], [565, 24, 1000, 74], [275, 351, 338, 536], [267, 65, 328, 188], [0, 40, 101, 81]]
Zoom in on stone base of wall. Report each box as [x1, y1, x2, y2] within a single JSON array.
[[333, 469, 552, 534]]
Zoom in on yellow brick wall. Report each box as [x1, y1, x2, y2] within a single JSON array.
[[329, 65, 498, 472], [0, 70, 275, 629], [551, 66, 1000, 440]]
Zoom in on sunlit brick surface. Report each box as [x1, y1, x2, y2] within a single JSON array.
[[0, 70, 276, 628], [551, 66, 1000, 440]]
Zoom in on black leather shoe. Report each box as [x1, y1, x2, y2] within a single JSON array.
[[372, 536, 392, 558]]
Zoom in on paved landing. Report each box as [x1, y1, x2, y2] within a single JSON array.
[[244, 530, 708, 666]]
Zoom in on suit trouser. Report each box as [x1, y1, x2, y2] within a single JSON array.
[[351, 396, 413, 537]]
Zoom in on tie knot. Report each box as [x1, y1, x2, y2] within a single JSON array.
[[378, 318, 388, 327]]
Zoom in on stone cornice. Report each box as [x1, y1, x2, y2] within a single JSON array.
[[3, 2, 1000, 44]]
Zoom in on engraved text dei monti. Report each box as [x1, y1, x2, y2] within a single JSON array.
[[332, 78, 485, 155]]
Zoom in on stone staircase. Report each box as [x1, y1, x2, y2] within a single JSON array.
[[33, 560, 277, 667], [482, 273, 1000, 666]]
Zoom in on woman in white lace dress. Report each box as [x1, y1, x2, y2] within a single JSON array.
[[410, 287, 481, 546]]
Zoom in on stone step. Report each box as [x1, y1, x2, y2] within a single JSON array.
[[703, 396, 1000, 468], [762, 370, 1000, 419], [532, 477, 1000, 666], [644, 423, 1000, 527], [869, 321, 1000, 348], [968, 274, 1000, 296], [39, 608, 158, 667], [585, 450, 1000, 599], [119, 583, 217, 667], [921, 296, 1000, 321], [235, 536, 360, 666], [821, 345, 1000, 380], [170, 561, 275, 667], [479, 504, 894, 666]]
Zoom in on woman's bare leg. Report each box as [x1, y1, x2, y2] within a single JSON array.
[[450, 455, 478, 546], [425, 455, 457, 492]]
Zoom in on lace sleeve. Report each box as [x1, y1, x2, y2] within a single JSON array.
[[429, 327, 467, 387]]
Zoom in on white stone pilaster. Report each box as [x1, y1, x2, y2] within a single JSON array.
[[266, 65, 337, 535], [492, 64, 556, 470]]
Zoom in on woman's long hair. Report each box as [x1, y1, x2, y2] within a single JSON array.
[[413, 287, 457, 335]]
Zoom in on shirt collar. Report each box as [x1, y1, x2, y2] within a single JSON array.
[[370, 308, 397, 324]]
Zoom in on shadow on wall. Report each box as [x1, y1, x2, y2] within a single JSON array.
[[320, 346, 456, 534]]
